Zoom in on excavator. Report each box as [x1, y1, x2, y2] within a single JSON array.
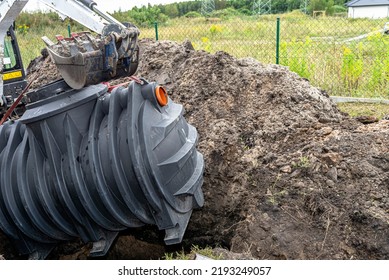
[[0, 0, 204, 259], [1, 0, 140, 113]]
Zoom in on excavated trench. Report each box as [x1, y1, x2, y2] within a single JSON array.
[[1, 39, 389, 260]]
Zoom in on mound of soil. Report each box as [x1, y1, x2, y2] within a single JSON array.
[[1, 39, 388, 259]]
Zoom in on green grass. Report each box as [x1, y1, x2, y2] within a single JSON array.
[[337, 103, 389, 119], [15, 12, 389, 99], [16, 25, 85, 69], [163, 245, 222, 260]]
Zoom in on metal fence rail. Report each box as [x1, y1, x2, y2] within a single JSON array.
[[141, 15, 389, 98]]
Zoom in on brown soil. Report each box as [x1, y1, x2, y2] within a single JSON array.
[[1, 39, 388, 260]]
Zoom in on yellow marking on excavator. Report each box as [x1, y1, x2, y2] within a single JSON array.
[[2, 70, 23, 81]]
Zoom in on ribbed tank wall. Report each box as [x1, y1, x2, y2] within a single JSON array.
[[0, 81, 204, 258]]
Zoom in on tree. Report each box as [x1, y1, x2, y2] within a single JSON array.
[[127, 6, 168, 26], [326, 0, 335, 15], [309, 0, 327, 13], [164, 4, 180, 18], [287, 0, 302, 12]]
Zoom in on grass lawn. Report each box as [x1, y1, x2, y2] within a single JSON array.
[[337, 102, 389, 119]]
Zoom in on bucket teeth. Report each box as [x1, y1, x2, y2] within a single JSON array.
[[43, 31, 139, 89]]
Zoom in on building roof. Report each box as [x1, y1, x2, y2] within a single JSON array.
[[346, 0, 389, 7]]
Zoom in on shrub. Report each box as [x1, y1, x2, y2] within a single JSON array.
[[287, 10, 308, 17], [341, 45, 364, 93], [280, 37, 314, 80], [210, 8, 239, 19], [126, 6, 168, 27], [184, 11, 202, 18], [209, 24, 222, 37], [238, 8, 252, 16], [332, 5, 347, 13]]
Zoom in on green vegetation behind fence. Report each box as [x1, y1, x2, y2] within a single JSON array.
[[144, 14, 389, 98], [14, 11, 389, 99]]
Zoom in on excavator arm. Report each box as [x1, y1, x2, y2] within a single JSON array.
[[39, 0, 124, 34]]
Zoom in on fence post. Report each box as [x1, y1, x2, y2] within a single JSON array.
[[276, 17, 280, 65], [154, 22, 159, 41], [68, 24, 71, 37]]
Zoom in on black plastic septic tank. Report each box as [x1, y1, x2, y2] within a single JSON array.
[[0, 80, 204, 259]]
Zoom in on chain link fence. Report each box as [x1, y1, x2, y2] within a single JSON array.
[[140, 15, 389, 98]]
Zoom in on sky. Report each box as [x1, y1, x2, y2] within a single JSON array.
[[24, 0, 189, 13]]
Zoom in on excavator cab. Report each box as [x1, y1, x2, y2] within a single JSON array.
[[2, 25, 27, 98], [0, 25, 28, 119]]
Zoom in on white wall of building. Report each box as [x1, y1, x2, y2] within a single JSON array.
[[348, 6, 389, 19]]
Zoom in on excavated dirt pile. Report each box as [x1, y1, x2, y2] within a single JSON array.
[[1, 39, 389, 259]]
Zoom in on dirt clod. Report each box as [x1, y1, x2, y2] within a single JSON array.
[[1, 39, 388, 260]]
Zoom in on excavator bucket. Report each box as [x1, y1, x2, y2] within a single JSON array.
[[42, 31, 138, 89], [45, 46, 104, 89], [42, 33, 103, 89]]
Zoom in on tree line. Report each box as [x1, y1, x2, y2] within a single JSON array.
[[111, 0, 351, 26], [157, 0, 349, 16]]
